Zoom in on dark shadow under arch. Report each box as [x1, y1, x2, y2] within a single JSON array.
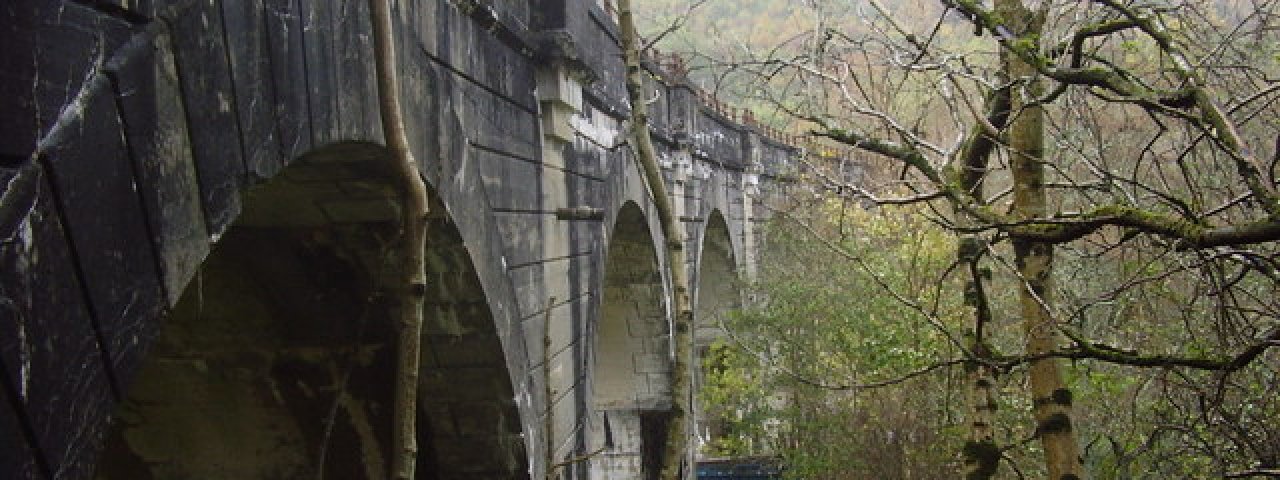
[[93, 142, 527, 479]]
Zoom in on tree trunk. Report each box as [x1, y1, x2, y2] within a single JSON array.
[[995, 1, 1085, 478], [960, 234, 1000, 480], [957, 141, 999, 479], [617, 1, 693, 478], [957, 64, 1012, 480], [368, 1, 431, 478]]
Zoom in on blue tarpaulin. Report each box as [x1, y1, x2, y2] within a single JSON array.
[[696, 458, 783, 479]]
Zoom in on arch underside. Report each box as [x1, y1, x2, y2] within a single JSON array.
[[589, 202, 672, 480], [693, 210, 741, 455], [695, 211, 739, 347], [94, 143, 528, 480]]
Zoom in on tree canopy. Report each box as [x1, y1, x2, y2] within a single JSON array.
[[647, 1, 1280, 478]]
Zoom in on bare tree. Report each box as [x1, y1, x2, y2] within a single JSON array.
[[669, 0, 1280, 477]]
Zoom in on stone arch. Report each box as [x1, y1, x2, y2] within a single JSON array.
[[692, 209, 742, 453], [694, 210, 741, 342], [588, 201, 672, 480], [692, 168, 749, 280], [93, 142, 528, 479]]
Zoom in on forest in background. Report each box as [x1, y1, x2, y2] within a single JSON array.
[[639, 1, 1280, 478]]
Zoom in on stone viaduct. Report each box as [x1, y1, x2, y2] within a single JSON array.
[[0, 1, 799, 478]]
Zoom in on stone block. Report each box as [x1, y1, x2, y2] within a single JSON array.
[[423, 303, 470, 337], [643, 337, 669, 355], [550, 386, 580, 455], [477, 149, 542, 211], [420, 366, 511, 403], [526, 300, 582, 373], [40, 76, 166, 387], [648, 374, 672, 395], [453, 401, 517, 437], [536, 66, 584, 111], [317, 197, 399, 224], [332, 0, 381, 142], [263, 0, 312, 162], [433, 434, 526, 474], [165, 0, 246, 233], [626, 312, 663, 338], [0, 163, 115, 479], [0, 2, 132, 158], [427, 332, 506, 368], [632, 353, 669, 374], [220, 0, 283, 180], [546, 346, 578, 397], [632, 372, 653, 398], [0, 390, 42, 479], [540, 103, 578, 145], [107, 31, 209, 306], [421, 401, 458, 437], [296, 0, 338, 145]]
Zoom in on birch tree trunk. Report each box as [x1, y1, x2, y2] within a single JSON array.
[[959, 232, 999, 480], [956, 74, 1012, 480], [618, 1, 694, 478], [368, 1, 431, 478], [995, 1, 1085, 478]]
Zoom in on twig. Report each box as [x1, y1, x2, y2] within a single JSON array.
[[545, 446, 609, 480]]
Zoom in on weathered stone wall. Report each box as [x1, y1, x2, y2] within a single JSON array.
[[0, 1, 802, 479]]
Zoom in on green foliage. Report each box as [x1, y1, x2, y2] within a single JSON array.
[[698, 342, 774, 457], [756, 203, 962, 381], [700, 201, 973, 478], [701, 198, 1280, 478], [661, 1, 1280, 477]]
